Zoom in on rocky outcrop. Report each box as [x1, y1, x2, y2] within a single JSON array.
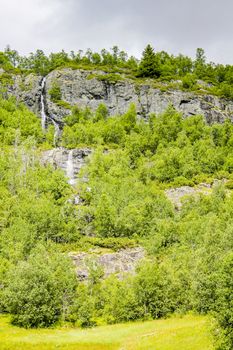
[[2, 68, 233, 124], [165, 184, 211, 209], [165, 180, 228, 209], [7, 73, 42, 115], [45, 68, 233, 123], [69, 247, 145, 280], [42, 147, 92, 185]]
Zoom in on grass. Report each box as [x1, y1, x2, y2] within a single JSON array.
[[0, 314, 214, 350]]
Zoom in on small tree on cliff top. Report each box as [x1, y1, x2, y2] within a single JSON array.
[[138, 44, 160, 78]]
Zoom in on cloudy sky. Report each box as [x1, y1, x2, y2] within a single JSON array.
[[0, 0, 232, 64]]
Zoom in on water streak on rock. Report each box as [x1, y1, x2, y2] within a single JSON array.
[[66, 149, 76, 185], [40, 77, 47, 130]]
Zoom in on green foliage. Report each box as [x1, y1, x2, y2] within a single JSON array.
[[93, 73, 124, 84], [182, 74, 197, 89], [79, 148, 174, 238], [93, 103, 108, 122], [1, 48, 233, 347], [137, 44, 160, 78], [19, 50, 50, 75], [0, 97, 43, 145], [55, 100, 72, 109], [214, 253, 233, 349], [48, 82, 62, 102], [2, 245, 77, 328], [0, 146, 79, 251], [100, 276, 143, 324], [134, 261, 182, 319], [0, 72, 14, 87]]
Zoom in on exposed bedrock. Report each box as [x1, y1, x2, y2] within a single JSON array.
[[44, 68, 233, 123], [42, 147, 92, 185], [5, 68, 233, 124], [69, 247, 145, 280]]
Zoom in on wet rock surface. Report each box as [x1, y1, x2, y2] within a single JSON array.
[[41, 147, 92, 184], [69, 247, 145, 280]]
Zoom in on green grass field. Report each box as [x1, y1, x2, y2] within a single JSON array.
[[0, 314, 214, 350]]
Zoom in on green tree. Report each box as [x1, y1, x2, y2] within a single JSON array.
[[194, 48, 206, 78], [49, 82, 62, 102], [137, 44, 160, 78], [3, 245, 77, 328], [215, 253, 233, 349], [134, 261, 180, 319], [4, 45, 20, 67]]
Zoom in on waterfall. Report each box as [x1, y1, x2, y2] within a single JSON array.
[[51, 119, 61, 146], [40, 77, 47, 130], [40, 77, 61, 145], [66, 150, 76, 185]]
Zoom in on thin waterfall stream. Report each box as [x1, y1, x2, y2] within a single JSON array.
[[40, 76, 61, 145], [40, 78, 77, 186], [40, 77, 47, 130], [66, 150, 76, 185], [51, 119, 60, 146]]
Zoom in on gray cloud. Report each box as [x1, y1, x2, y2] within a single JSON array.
[[0, 0, 232, 63]]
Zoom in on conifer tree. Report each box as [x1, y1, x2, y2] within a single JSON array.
[[137, 44, 160, 78]]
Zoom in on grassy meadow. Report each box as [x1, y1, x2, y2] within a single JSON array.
[[0, 314, 214, 350]]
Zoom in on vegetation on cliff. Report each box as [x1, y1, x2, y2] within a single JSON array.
[[1, 44, 233, 99]]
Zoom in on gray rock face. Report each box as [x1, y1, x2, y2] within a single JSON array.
[[165, 184, 212, 209], [42, 147, 92, 184], [8, 73, 42, 115], [45, 68, 233, 123], [69, 247, 145, 280], [2, 68, 233, 124]]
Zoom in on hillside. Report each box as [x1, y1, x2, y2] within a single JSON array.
[[0, 46, 233, 349]]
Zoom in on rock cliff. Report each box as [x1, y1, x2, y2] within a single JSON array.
[[7, 73, 42, 115], [2, 68, 233, 124], [45, 69, 233, 123]]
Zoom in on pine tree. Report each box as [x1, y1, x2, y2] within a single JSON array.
[[137, 44, 160, 78]]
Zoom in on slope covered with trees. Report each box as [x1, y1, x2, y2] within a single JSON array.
[[0, 45, 233, 349]]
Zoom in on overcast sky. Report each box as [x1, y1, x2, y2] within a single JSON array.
[[0, 0, 232, 64]]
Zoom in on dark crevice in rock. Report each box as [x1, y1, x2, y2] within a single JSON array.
[[179, 99, 191, 106]]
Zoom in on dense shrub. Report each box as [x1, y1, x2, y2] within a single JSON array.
[[48, 81, 62, 102], [214, 253, 233, 349], [2, 246, 77, 328]]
